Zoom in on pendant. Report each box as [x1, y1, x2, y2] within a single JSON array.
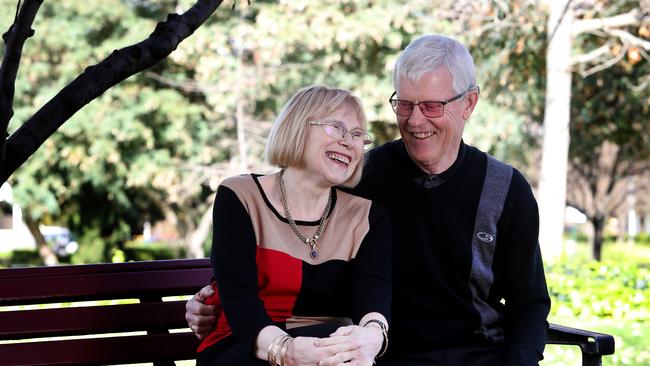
[[309, 241, 318, 259]]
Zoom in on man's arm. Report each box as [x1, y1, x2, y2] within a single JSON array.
[[500, 171, 551, 365], [185, 284, 217, 339]]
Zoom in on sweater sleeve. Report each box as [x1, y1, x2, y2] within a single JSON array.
[[210, 184, 275, 349], [500, 171, 551, 366], [349, 202, 392, 325]]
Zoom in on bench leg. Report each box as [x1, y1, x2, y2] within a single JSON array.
[[581, 352, 602, 366]]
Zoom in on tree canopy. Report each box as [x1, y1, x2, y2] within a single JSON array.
[[1, 0, 647, 263]]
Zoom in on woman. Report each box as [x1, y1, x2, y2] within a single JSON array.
[[196, 85, 391, 366]]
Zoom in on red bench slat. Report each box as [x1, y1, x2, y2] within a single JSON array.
[[0, 301, 188, 340], [0, 259, 212, 365], [0, 260, 212, 306], [0, 332, 200, 366]]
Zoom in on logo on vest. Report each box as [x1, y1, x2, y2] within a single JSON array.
[[477, 232, 494, 243]]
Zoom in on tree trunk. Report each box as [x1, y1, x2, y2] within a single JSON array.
[[592, 215, 605, 261], [187, 203, 213, 258], [537, 0, 573, 259], [24, 216, 58, 266]]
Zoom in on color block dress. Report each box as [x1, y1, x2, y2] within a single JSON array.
[[197, 174, 392, 365]]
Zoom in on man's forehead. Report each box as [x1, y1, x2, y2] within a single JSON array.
[[396, 69, 455, 99]]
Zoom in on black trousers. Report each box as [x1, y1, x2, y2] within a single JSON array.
[[376, 343, 506, 366], [196, 324, 340, 366]]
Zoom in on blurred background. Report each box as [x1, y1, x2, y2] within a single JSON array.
[[0, 1, 648, 364]]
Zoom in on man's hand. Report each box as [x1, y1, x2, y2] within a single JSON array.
[[185, 284, 218, 339]]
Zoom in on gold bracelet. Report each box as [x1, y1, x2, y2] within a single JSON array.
[[279, 336, 293, 366], [267, 335, 287, 365], [267, 337, 278, 365]]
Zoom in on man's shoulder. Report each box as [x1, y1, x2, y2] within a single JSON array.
[[360, 140, 403, 180], [462, 144, 533, 193], [367, 139, 402, 162]]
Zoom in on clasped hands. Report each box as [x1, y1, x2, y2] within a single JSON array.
[[186, 285, 383, 365], [284, 324, 383, 366]]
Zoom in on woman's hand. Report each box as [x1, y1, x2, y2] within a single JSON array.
[[282, 336, 342, 366], [313, 325, 383, 366]]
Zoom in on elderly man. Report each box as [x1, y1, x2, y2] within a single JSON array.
[[186, 35, 550, 365]]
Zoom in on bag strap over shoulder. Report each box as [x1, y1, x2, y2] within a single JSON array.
[[468, 154, 513, 340]]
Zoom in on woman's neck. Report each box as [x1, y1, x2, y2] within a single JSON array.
[[278, 168, 331, 221]]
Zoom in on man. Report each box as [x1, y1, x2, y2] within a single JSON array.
[[186, 34, 550, 365]]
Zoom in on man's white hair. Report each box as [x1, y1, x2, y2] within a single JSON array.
[[393, 35, 476, 94]]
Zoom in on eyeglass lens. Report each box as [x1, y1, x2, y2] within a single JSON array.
[[318, 122, 371, 145], [393, 101, 444, 118]]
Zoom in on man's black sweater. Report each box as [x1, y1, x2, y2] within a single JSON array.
[[351, 139, 550, 365]]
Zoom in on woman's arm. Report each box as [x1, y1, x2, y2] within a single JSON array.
[[315, 203, 393, 366], [211, 185, 280, 351], [349, 203, 392, 325]]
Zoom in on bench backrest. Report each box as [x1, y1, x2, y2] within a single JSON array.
[[0, 259, 617, 366], [0, 258, 213, 366]]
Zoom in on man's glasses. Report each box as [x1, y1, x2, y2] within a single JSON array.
[[388, 86, 479, 118], [309, 120, 373, 146]]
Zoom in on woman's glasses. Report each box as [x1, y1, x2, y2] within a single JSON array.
[[309, 120, 373, 146]]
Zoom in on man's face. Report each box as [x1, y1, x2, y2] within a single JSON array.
[[395, 68, 477, 174]]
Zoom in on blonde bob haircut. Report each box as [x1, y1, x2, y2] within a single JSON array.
[[265, 85, 367, 188]]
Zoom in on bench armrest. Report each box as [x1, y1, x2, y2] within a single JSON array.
[[547, 323, 615, 366]]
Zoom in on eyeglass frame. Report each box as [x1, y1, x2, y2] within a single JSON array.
[[388, 85, 480, 118], [309, 120, 373, 146]]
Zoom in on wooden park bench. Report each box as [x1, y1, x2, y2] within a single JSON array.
[[0, 258, 615, 366]]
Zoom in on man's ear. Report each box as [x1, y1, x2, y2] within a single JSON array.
[[462, 89, 479, 120]]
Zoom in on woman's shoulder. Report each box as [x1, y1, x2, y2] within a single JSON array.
[[220, 174, 264, 191], [335, 188, 371, 206], [334, 189, 384, 221]]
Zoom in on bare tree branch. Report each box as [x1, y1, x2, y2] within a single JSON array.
[[571, 8, 649, 36], [0, 0, 225, 184], [607, 28, 650, 50], [579, 43, 628, 77], [570, 42, 610, 65], [0, 0, 43, 163], [145, 71, 217, 94], [605, 142, 623, 195]]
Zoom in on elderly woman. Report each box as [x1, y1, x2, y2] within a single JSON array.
[[196, 85, 391, 366]]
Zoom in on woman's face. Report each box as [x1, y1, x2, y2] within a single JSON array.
[[301, 104, 364, 187]]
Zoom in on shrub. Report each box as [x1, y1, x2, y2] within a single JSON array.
[[122, 241, 182, 261]]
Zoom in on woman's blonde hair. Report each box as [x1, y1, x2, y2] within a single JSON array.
[[265, 85, 367, 187]]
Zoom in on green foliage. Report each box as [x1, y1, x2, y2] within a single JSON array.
[[547, 258, 649, 322], [2, 0, 646, 266], [71, 228, 108, 264], [1, 249, 41, 267], [122, 240, 184, 261], [570, 62, 650, 165], [2, 0, 224, 260], [634, 233, 650, 246], [4, 0, 480, 264], [469, 0, 548, 123], [545, 242, 650, 366]]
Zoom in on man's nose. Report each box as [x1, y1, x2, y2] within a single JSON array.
[[407, 104, 427, 127]]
